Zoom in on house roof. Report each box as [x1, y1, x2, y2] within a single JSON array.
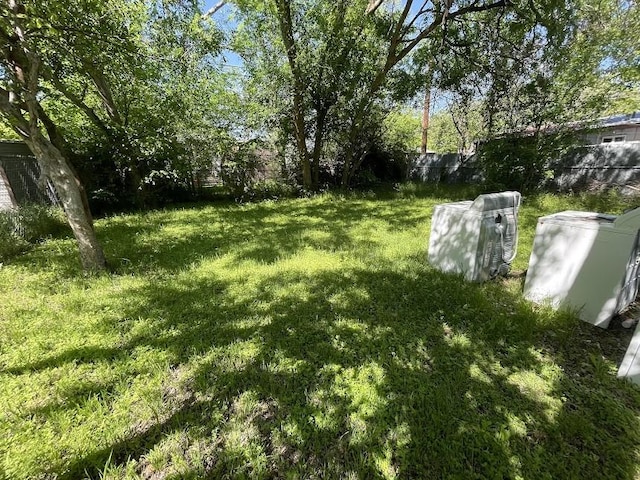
[[599, 112, 640, 129], [480, 112, 640, 146]]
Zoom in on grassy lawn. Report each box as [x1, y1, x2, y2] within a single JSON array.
[[2, 184, 640, 479]]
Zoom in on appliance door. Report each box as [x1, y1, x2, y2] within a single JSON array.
[[616, 230, 640, 313]]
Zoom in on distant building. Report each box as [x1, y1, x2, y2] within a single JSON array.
[[478, 112, 640, 148], [582, 112, 640, 145]]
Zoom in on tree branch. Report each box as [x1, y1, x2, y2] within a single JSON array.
[[0, 85, 30, 138], [396, 0, 509, 63], [366, 0, 385, 15], [403, 1, 434, 34], [82, 61, 122, 124], [44, 73, 110, 134], [202, 1, 226, 18]]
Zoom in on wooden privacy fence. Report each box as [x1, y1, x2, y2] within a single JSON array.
[[410, 143, 640, 192], [551, 144, 640, 191], [410, 152, 480, 184]]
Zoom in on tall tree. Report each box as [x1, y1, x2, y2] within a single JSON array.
[[235, 0, 570, 188], [38, 0, 222, 210], [1, 0, 225, 269], [433, 0, 639, 137], [0, 0, 115, 270], [338, 0, 517, 185]]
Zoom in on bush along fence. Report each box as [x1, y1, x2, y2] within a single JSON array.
[[0, 141, 65, 261], [0, 204, 69, 261], [410, 142, 640, 193]]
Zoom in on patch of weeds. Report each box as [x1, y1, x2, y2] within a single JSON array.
[[0, 204, 69, 262], [0, 210, 30, 260]]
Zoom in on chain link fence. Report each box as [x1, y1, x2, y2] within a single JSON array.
[[0, 141, 59, 211]]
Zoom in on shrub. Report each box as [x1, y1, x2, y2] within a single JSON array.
[[0, 204, 68, 262], [0, 211, 30, 261], [16, 204, 68, 242], [477, 132, 577, 192], [357, 146, 410, 184]]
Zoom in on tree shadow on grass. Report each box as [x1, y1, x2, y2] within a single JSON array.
[[9, 189, 439, 278], [5, 191, 640, 478], [38, 261, 640, 479], [94, 198, 434, 275]]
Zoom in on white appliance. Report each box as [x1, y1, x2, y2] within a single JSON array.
[[428, 191, 521, 282], [523, 208, 640, 328], [619, 320, 640, 384]]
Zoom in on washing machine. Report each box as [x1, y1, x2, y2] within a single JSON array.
[[523, 207, 640, 328], [428, 191, 521, 282], [619, 320, 640, 384]]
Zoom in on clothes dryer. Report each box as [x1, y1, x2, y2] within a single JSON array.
[[428, 191, 521, 282]]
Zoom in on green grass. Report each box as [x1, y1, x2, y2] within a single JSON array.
[[1, 184, 640, 479]]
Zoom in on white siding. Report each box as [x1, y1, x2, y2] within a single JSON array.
[[583, 124, 640, 145]]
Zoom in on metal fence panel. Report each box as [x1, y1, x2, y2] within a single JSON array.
[[0, 141, 59, 207]]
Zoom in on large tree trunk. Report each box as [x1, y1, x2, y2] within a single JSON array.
[[341, 148, 369, 187], [35, 106, 95, 225], [25, 132, 107, 272], [341, 149, 354, 187], [311, 108, 328, 188], [1, 0, 105, 272], [298, 130, 312, 189], [275, 0, 313, 190]]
